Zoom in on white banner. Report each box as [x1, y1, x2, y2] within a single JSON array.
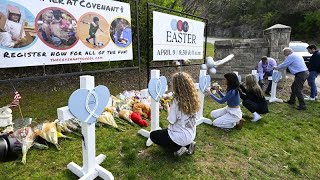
[[0, 0, 133, 68], [153, 11, 205, 61]]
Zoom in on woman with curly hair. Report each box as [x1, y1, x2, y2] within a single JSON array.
[[240, 74, 268, 122], [206, 72, 243, 130], [150, 72, 200, 157]]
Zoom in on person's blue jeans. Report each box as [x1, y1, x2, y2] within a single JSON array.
[[259, 70, 273, 93], [307, 71, 318, 98]]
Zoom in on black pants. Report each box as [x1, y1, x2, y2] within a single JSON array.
[[243, 99, 268, 114], [289, 71, 309, 106], [150, 129, 189, 152]]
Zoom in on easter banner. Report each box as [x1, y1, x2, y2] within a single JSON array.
[[0, 0, 133, 68], [153, 11, 205, 61]]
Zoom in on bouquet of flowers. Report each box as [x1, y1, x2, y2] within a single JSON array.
[[160, 92, 174, 111]]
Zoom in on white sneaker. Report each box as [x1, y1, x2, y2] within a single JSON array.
[[252, 112, 261, 122], [187, 141, 196, 155], [304, 96, 315, 101], [174, 147, 187, 157]]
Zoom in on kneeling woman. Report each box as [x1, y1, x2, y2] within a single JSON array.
[[240, 74, 268, 122], [206, 73, 243, 129], [150, 72, 200, 157]]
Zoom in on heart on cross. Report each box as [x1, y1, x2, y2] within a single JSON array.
[[148, 76, 167, 102], [68, 85, 110, 124], [199, 75, 211, 93]]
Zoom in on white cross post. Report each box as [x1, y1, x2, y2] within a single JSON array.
[[266, 70, 283, 103], [251, 70, 259, 82], [67, 75, 114, 180], [138, 70, 162, 147], [233, 71, 241, 83], [196, 70, 213, 126]]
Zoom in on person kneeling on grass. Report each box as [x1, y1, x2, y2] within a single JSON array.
[[240, 74, 269, 122], [205, 72, 243, 130], [150, 72, 200, 157]]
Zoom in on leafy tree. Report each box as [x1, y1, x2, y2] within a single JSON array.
[[180, 0, 320, 41]]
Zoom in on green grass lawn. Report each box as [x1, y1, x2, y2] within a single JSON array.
[[1, 83, 320, 179], [206, 42, 214, 57]]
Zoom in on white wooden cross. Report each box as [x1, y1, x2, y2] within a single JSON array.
[[251, 69, 283, 103], [138, 70, 213, 147], [58, 75, 113, 180], [251, 70, 259, 82], [266, 70, 283, 103], [138, 70, 162, 147], [196, 70, 213, 126]]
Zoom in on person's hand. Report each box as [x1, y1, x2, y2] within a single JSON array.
[[213, 85, 220, 91], [205, 87, 211, 95], [164, 102, 170, 112]]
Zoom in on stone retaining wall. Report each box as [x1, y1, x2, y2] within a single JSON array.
[[213, 24, 291, 80]]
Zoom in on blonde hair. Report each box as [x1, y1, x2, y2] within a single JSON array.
[[42, 10, 53, 22], [245, 74, 264, 97], [172, 72, 200, 115]]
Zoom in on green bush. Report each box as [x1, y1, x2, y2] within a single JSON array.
[[297, 11, 320, 41]]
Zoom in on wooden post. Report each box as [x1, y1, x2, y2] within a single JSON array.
[[67, 75, 114, 180], [196, 70, 213, 125], [138, 70, 162, 147]]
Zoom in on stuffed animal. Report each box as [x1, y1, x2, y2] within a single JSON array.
[[130, 112, 148, 127], [118, 109, 135, 126], [132, 102, 150, 119], [120, 97, 139, 111]]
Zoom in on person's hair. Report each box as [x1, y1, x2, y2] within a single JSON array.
[[172, 72, 200, 115], [261, 56, 268, 62], [42, 10, 53, 22], [283, 47, 293, 53], [244, 74, 264, 97], [93, 17, 99, 22], [52, 10, 62, 20], [307, 44, 317, 50], [224, 72, 240, 92]]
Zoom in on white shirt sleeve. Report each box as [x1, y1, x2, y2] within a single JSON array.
[[91, 22, 97, 27], [167, 100, 177, 124]]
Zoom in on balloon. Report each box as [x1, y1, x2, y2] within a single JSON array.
[[200, 64, 208, 70], [208, 68, 217, 75], [206, 57, 215, 68]]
